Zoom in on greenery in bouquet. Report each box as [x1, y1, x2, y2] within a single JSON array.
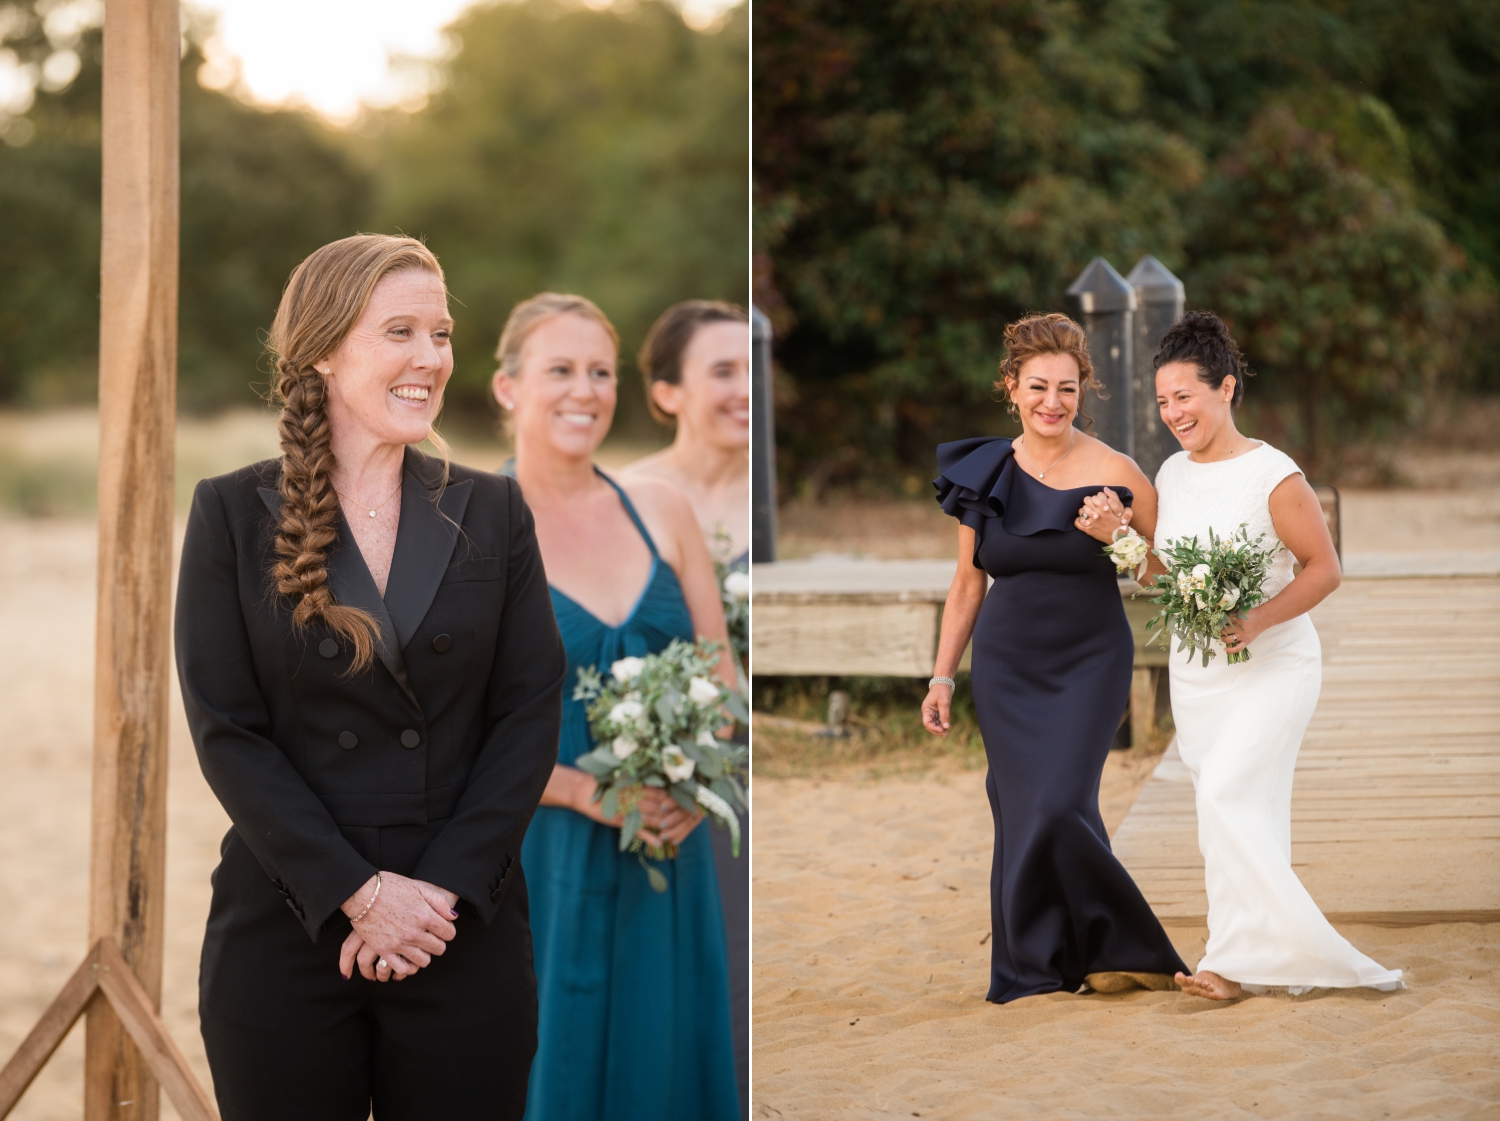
[[572, 639, 749, 891], [711, 528, 749, 675], [1144, 525, 1281, 667]]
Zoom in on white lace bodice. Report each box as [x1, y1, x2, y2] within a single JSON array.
[[1154, 442, 1304, 600]]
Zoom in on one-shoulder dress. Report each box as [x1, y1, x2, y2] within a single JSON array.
[[521, 472, 740, 1121], [934, 437, 1187, 1002]]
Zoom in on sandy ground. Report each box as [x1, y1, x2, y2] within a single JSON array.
[[0, 518, 223, 1119], [752, 771, 1500, 1120]]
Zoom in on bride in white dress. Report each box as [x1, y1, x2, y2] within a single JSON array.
[[1084, 311, 1402, 1000]]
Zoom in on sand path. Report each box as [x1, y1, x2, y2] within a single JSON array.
[[752, 771, 1500, 1119], [0, 517, 223, 1119]]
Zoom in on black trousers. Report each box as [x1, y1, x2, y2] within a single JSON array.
[[200, 825, 537, 1121]]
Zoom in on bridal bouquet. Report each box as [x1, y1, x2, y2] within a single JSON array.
[[572, 639, 749, 891], [1144, 525, 1281, 667]]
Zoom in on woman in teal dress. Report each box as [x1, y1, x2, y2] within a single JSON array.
[[492, 292, 741, 1121]]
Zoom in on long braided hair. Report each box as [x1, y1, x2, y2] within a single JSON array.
[[267, 234, 446, 671]]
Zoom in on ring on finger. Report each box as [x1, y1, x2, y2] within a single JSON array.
[[378, 958, 388, 970]]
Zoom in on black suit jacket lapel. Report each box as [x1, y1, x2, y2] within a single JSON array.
[[384, 448, 473, 652], [257, 486, 419, 708]]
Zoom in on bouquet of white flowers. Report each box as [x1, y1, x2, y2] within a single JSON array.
[[1102, 527, 1151, 573], [1144, 524, 1281, 667], [572, 639, 749, 890]]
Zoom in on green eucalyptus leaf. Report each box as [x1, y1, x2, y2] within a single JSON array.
[[620, 808, 642, 852]]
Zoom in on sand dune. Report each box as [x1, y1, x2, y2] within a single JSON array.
[[752, 772, 1500, 1119]]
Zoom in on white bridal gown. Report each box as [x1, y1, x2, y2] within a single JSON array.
[[1155, 442, 1403, 993]]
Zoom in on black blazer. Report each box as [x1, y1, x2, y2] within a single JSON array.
[[175, 447, 566, 942]]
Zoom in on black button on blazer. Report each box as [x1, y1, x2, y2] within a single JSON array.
[[174, 447, 566, 941]]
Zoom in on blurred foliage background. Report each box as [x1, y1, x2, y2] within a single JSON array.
[[755, 0, 1499, 483], [0, 0, 748, 434]]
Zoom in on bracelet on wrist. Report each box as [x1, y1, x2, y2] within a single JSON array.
[[349, 871, 382, 925], [929, 676, 956, 691]]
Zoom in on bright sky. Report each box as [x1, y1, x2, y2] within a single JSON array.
[[187, 0, 741, 125]]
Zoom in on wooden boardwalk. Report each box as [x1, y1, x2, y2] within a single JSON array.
[[1113, 575, 1500, 926]]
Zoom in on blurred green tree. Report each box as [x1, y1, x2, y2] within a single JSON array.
[[0, 2, 372, 409], [0, 0, 748, 422], [755, 0, 1201, 487], [1188, 105, 1474, 471], [757, 0, 1499, 484], [375, 0, 749, 432]]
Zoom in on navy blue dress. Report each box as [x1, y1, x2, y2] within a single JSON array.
[[935, 437, 1186, 1002]]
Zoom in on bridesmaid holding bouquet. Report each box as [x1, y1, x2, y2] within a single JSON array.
[[492, 293, 741, 1119]]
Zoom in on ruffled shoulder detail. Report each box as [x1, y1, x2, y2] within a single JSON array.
[[933, 436, 1132, 537]]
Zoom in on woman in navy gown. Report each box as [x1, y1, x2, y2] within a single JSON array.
[[491, 293, 741, 1120], [922, 313, 1186, 1002]]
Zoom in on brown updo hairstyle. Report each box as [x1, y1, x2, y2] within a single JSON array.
[[993, 312, 1101, 432], [638, 300, 749, 424], [1152, 309, 1254, 406], [267, 234, 448, 672]]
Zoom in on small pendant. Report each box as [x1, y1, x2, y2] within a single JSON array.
[[368, 509, 377, 518], [1038, 471, 1045, 479]]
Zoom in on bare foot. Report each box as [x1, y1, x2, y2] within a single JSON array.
[[1174, 970, 1243, 1000]]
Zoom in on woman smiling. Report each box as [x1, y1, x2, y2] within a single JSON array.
[[923, 312, 1187, 1002], [175, 235, 566, 1118]]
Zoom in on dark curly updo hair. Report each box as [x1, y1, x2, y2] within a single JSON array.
[[1152, 310, 1254, 407]]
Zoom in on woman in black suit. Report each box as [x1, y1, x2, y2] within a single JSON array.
[[174, 234, 566, 1120]]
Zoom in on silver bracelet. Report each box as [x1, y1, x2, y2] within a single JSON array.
[[350, 871, 381, 925], [929, 676, 956, 690]]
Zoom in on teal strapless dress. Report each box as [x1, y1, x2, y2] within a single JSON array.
[[522, 472, 740, 1121]]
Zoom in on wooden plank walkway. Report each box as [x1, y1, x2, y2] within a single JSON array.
[[1113, 575, 1500, 926]]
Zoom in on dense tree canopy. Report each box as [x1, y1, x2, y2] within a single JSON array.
[[0, 0, 749, 428], [756, 0, 1498, 480], [377, 0, 749, 423]]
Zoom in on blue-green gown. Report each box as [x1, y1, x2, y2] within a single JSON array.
[[521, 473, 741, 1121]]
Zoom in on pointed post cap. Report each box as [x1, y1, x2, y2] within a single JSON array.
[[1125, 255, 1185, 305], [1065, 257, 1136, 314], [753, 305, 772, 340]]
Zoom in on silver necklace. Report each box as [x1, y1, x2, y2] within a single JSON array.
[[1016, 429, 1076, 479], [336, 479, 402, 519]]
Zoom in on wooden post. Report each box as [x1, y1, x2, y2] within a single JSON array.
[[86, 0, 179, 1118]]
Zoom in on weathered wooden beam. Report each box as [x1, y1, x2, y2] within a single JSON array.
[[95, 941, 218, 1121], [86, 0, 180, 1118], [0, 944, 103, 1115]]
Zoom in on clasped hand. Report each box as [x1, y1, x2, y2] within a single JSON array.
[[339, 872, 460, 983], [1075, 487, 1131, 542]]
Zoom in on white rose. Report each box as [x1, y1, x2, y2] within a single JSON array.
[[610, 656, 646, 682], [696, 727, 718, 748], [608, 699, 645, 727], [611, 736, 638, 760], [1218, 586, 1240, 610], [662, 745, 696, 783], [1190, 563, 1212, 589], [687, 676, 720, 706], [723, 570, 750, 600]]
